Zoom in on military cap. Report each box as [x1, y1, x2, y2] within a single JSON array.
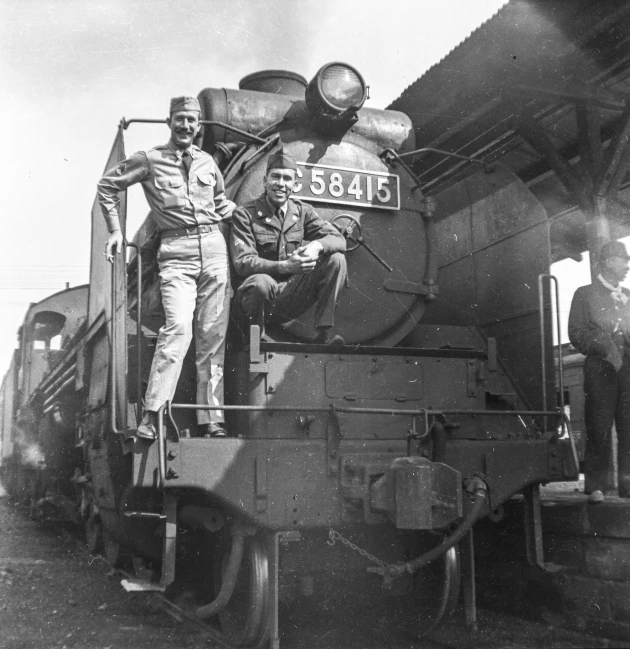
[[600, 240, 630, 261], [169, 96, 201, 114], [266, 146, 298, 172]]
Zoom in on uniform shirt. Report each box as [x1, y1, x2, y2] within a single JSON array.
[[230, 196, 346, 281], [568, 279, 630, 365], [97, 141, 235, 233]]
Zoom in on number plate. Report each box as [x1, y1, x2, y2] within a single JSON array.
[[293, 162, 400, 211]]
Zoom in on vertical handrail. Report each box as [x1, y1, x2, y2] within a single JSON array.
[[127, 243, 143, 426], [157, 402, 167, 490], [538, 273, 566, 440], [110, 255, 119, 434]]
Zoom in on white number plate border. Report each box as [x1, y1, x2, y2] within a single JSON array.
[[294, 161, 401, 211]]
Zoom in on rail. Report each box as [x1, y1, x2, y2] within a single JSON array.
[[154, 402, 564, 490], [110, 254, 119, 434], [538, 273, 579, 474], [126, 242, 142, 426], [120, 118, 267, 145]]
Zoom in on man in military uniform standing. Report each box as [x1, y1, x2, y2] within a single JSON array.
[[230, 147, 347, 344], [98, 96, 234, 439], [569, 240, 630, 503]]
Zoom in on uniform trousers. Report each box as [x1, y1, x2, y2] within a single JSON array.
[[144, 230, 230, 425], [235, 252, 346, 330], [584, 354, 630, 495]]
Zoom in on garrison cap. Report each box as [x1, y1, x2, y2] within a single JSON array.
[[266, 146, 298, 172], [169, 96, 201, 114], [600, 240, 630, 261]]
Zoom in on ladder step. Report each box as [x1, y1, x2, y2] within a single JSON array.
[[124, 511, 167, 520], [121, 578, 166, 592]]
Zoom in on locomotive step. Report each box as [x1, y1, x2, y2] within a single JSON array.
[[123, 511, 167, 520], [121, 578, 166, 592]]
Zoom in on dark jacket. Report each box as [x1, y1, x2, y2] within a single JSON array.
[[568, 279, 630, 370], [230, 196, 346, 281]]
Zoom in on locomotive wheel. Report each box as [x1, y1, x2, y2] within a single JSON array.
[[213, 532, 270, 648], [407, 540, 461, 637]]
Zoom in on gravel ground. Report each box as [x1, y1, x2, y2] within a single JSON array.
[[0, 494, 626, 649]]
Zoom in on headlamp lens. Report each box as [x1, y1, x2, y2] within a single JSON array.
[[320, 65, 365, 110]]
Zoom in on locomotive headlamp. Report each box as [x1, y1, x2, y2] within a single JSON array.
[[306, 62, 367, 119]]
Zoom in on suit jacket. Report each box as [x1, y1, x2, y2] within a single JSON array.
[[568, 279, 630, 369]]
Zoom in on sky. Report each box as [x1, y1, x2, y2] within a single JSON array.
[[1, 0, 512, 373]]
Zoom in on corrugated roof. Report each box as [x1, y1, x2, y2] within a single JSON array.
[[387, 0, 630, 260]]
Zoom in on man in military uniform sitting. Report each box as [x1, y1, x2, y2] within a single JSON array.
[[230, 147, 347, 344], [98, 96, 234, 439]]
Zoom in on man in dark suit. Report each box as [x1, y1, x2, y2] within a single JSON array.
[[569, 240, 630, 502]]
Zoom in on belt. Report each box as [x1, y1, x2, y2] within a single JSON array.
[[161, 223, 219, 239]]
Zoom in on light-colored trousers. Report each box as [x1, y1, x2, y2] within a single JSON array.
[[144, 230, 230, 424]]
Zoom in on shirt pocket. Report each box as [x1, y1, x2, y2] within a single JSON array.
[[251, 225, 279, 259], [285, 227, 304, 256], [196, 173, 216, 208], [154, 175, 186, 209]]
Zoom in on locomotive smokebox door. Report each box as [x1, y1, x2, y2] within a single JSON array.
[[371, 457, 462, 530]]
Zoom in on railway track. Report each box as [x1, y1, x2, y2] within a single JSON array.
[[0, 498, 623, 649]]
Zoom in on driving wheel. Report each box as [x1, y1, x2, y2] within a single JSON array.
[[213, 532, 271, 647]]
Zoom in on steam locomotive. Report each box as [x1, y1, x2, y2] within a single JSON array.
[[0, 62, 578, 648]]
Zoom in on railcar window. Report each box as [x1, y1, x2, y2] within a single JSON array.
[[50, 334, 62, 350]]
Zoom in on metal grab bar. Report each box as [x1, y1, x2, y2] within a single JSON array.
[[126, 242, 142, 426], [164, 403, 563, 417], [537, 273, 565, 437], [156, 403, 168, 490], [152, 401, 565, 490], [110, 255, 119, 434], [120, 118, 267, 144]]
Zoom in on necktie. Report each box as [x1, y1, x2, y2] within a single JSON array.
[[181, 150, 192, 180]]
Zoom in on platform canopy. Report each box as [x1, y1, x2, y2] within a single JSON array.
[[388, 0, 630, 262]]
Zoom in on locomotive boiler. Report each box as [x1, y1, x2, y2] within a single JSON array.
[[1, 62, 578, 648]]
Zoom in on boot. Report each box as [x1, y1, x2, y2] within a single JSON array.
[[314, 327, 345, 346], [137, 411, 158, 440]]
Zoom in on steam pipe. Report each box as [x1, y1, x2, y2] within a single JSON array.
[[42, 375, 75, 409], [41, 363, 76, 400], [196, 530, 245, 619], [386, 477, 488, 579]]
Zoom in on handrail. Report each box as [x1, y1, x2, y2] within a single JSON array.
[[377, 147, 439, 300], [157, 402, 168, 490], [110, 254, 119, 434], [153, 401, 563, 490], [538, 273, 564, 437], [166, 402, 561, 417], [120, 118, 267, 145], [127, 242, 142, 426]]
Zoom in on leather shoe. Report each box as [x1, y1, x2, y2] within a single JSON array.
[[137, 411, 157, 440], [587, 490, 605, 504], [314, 328, 345, 346], [199, 423, 228, 438]]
